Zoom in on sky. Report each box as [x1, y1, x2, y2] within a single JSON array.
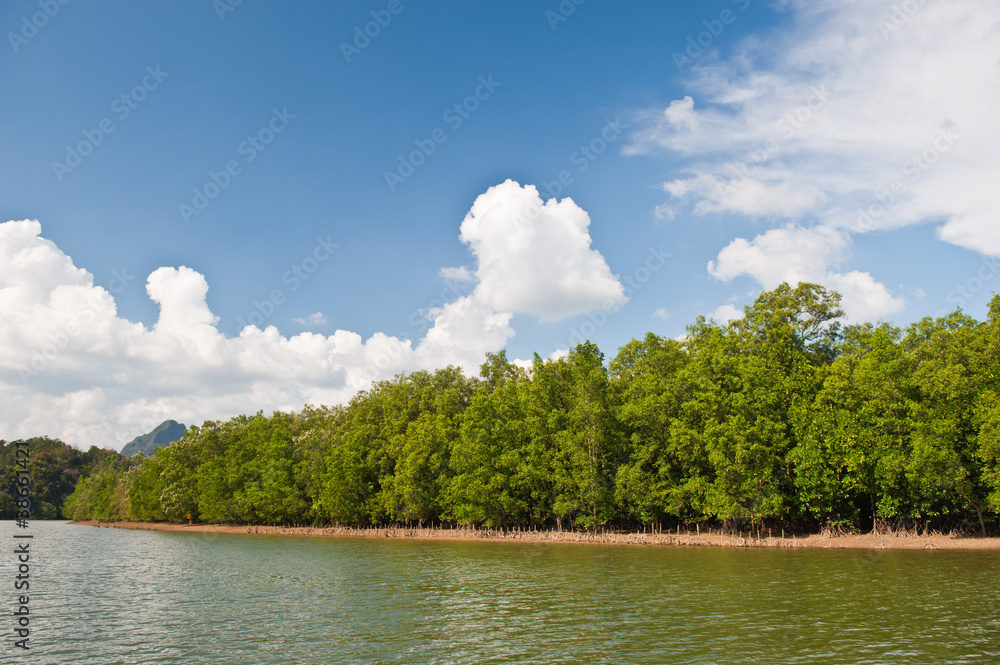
[[2, 0, 999, 450]]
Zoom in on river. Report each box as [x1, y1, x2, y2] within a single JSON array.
[[2, 521, 999, 664]]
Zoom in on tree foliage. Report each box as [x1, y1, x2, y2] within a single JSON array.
[[62, 285, 1000, 535], [0, 437, 120, 519]]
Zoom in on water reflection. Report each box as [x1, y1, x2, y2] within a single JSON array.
[[3, 521, 998, 664]]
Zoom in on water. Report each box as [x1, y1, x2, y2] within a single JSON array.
[[2, 521, 999, 664]]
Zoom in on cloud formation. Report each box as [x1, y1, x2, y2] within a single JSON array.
[[708, 226, 903, 322], [0, 182, 624, 448], [630, 0, 1000, 319], [709, 303, 744, 324], [460, 180, 627, 322]]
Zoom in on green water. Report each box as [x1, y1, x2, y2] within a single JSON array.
[[2, 521, 999, 664]]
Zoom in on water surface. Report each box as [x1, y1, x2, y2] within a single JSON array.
[[2, 521, 998, 664]]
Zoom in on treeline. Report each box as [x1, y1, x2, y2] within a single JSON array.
[[64, 284, 1000, 534], [0, 437, 120, 519]]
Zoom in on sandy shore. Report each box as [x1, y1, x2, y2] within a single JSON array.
[[68, 520, 1000, 550]]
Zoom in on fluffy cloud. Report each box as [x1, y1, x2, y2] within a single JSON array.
[[710, 304, 744, 323], [0, 183, 623, 448], [629, 0, 1000, 314], [707, 226, 849, 286], [824, 270, 905, 324], [708, 225, 903, 322], [459, 180, 627, 321]]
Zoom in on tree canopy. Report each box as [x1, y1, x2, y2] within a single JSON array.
[[60, 284, 1000, 535]]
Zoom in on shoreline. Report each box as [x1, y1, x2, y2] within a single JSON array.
[[68, 520, 1000, 550]]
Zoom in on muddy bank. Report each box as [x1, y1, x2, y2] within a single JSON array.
[[68, 520, 1000, 550]]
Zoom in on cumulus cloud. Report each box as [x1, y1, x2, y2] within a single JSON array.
[[824, 270, 905, 324], [708, 225, 903, 322], [0, 185, 623, 448], [459, 180, 627, 322], [629, 0, 1000, 314], [707, 226, 848, 285]]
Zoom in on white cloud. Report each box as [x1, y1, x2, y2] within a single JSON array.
[[0, 219, 456, 447], [707, 225, 848, 285], [825, 270, 904, 324], [663, 95, 699, 133], [653, 308, 669, 320], [294, 312, 327, 326], [710, 303, 744, 323], [0, 186, 623, 448], [511, 347, 569, 373], [630, 0, 1000, 311], [414, 295, 515, 374], [663, 174, 827, 218], [459, 179, 627, 322], [708, 225, 904, 322]]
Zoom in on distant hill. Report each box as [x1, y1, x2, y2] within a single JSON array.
[[120, 420, 186, 457]]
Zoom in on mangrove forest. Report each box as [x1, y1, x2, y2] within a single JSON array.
[[60, 283, 1000, 535]]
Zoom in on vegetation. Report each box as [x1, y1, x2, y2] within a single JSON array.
[[62, 284, 1000, 535], [0, 438, 121, 519]]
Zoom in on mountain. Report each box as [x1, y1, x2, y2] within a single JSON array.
[[120, 420, 186, 457]]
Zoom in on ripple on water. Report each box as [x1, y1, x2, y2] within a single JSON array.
[[3, 522, 999, 664]]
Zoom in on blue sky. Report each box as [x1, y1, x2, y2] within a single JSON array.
[[2, 0, 999, 448]]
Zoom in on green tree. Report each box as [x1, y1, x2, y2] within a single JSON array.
[[696, 283, 842, 528], [448, 352, 533, 526], [124, 454, 166, 522], [789, 324, 906, 528], [548, 342, 621, 530], [611, 333, 706, 525], [905, 312, 990, 533]]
